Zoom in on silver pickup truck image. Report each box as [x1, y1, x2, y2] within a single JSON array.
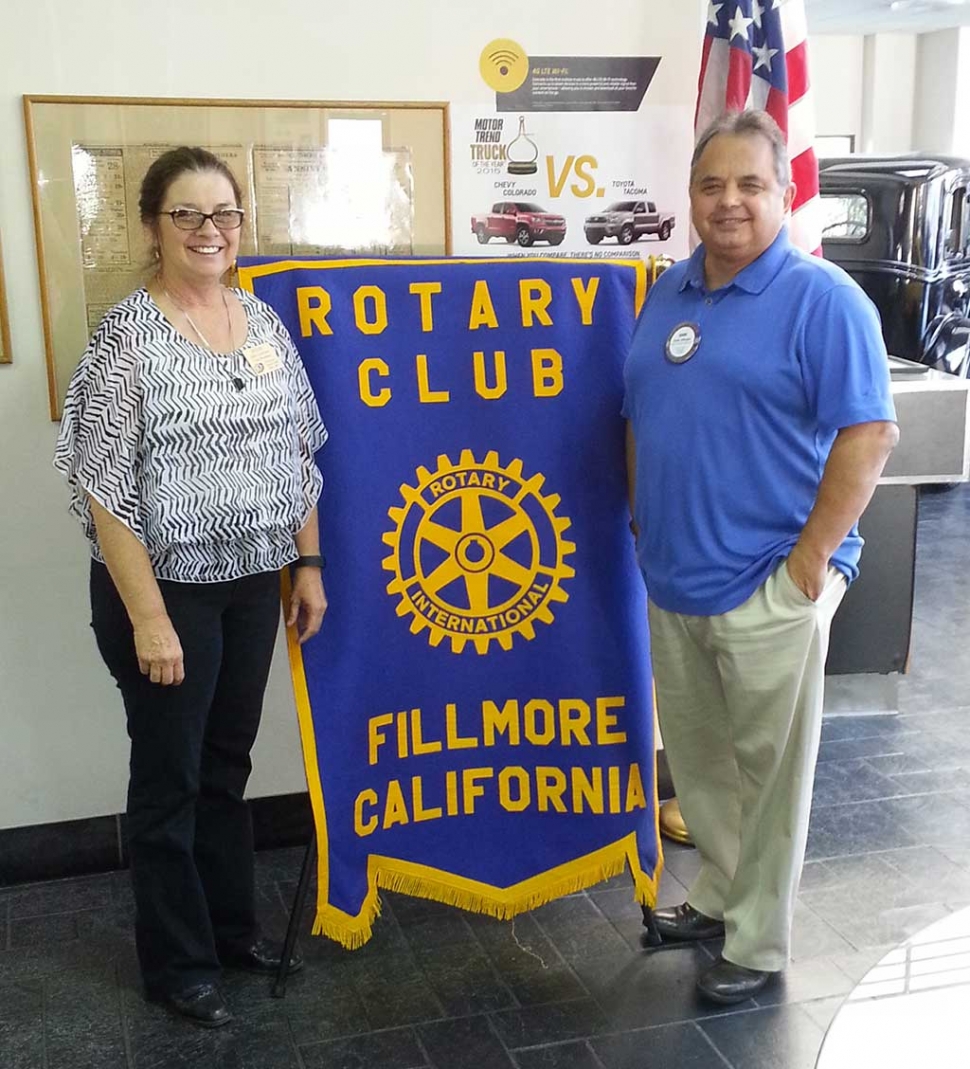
[[584, 200, 676, 244]]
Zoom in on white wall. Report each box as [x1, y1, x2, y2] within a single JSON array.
[[862, 33, 916, 153], [952, 28, 970, 158], [812, 35, 866, 146], [0, 0, 706, 830], [812, 32, 917, 154], [913, 28, 962, 153]]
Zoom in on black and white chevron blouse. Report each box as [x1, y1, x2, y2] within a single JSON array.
[[54, 288, 328, 583]]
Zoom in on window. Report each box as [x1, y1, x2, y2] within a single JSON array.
[[820, 193, 870, 241], [815, 134, 856, 158]]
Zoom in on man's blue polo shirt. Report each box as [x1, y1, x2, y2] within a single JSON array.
[[622, 228, 896, 617]]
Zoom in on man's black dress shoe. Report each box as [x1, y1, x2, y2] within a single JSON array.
[[220, 937, 304, 975], [650, 902, 725, 942], [158, 982, 232, 1028], [696, 956, 772, 1005]]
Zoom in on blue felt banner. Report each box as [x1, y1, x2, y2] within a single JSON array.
[[239, 256, 660, 946]]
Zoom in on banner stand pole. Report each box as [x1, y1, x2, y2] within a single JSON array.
[[272, 835, 317, 998]]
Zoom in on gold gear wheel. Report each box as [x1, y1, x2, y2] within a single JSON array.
[[382, 449, 576, 654]]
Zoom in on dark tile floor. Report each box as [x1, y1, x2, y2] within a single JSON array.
[[2, 483, 968, 1068]]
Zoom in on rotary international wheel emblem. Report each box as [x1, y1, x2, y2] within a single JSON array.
[[382, 450, 576, 654]]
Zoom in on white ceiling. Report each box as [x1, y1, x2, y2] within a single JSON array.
[[805, 0, 970, 34]]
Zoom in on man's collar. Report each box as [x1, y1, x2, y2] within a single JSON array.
[[679, 228, 793, 295]]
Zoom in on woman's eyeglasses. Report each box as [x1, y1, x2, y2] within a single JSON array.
[[161, 208, 245, 231]]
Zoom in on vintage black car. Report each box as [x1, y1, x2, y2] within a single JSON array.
[[819, 155, 970, 378]]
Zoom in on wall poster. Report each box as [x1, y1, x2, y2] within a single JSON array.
[[453, 39, 692, 264]]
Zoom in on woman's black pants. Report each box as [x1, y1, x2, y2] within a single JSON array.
[[90, 561, 281, 998]]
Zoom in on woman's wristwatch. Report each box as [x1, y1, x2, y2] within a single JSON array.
[[293, 554, 326, 570]]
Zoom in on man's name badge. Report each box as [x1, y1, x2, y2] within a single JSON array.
[[665, 323, 701, 364], [242, 342, 282, 375]]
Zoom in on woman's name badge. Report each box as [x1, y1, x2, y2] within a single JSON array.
[[242, 343, 282, 375], [665, 323, 701, 364]]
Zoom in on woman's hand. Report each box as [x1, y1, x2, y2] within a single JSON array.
[[287, 568, 328, 644], [133, 613, 185, 685]]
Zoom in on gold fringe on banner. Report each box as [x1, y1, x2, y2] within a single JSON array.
[[310, 833, 662, 951]]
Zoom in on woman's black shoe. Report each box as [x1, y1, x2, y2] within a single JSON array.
[[158, 982, 232, 1028], [220, 937, 304, 975]]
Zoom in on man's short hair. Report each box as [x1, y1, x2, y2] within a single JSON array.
[[690, 110, 792, 188]]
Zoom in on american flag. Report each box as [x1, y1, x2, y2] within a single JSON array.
[[696, 0, 821, 254]]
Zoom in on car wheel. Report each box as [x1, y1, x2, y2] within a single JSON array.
[[659, 221, 671, 241], [476, 225, 489, 245], [548, 236, 564, 246], [586, 233, 603, 244], [517, 226, 534, 247], [619, 224, 634, 245]]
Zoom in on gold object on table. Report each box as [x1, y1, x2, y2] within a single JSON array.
[[659, 799, 693, 845]]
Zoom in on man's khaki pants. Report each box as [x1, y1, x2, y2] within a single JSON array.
[[648, 562, 847, 972]]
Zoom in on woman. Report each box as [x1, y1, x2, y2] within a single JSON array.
[[54, 147, 327, 1027]]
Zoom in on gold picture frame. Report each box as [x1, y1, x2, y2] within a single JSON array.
[[23, 95, 452, 418], [0, 231, 11, 364]]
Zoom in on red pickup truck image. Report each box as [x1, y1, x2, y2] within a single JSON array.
[[471, 201, 567, 247], [584, 200, 676, 244]]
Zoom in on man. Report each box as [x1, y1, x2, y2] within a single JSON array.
[[623, 110, 898, 1005]]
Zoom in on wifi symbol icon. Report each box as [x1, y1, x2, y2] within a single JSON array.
[[479, 38, 529, 93], [489, 50, 520, 77]]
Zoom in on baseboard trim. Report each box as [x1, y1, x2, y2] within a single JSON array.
[[0, 792, 314, 887]]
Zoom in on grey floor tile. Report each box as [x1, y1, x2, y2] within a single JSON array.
[[127, 1004, 302, 1068], [417, 1015, 516, 1069], [810, 758, 906, 807], [788, 902, 855, 963], [9, 912, 81, 948], [798, 995, 846, 1033], [412, 941, 518, 1016], [347, 951, 445, 1030], [300, 1026, 427, 1069], [592, 1021, 730, 1068], [466, 913, 587, 1006], [657, 845, 702, 890], [570, 946, 728, 1031], [0, 981, 45, 1069], [698, 1005, 825, 1069], [586, 888, 651, 952], [512, 1040, 602, 1068], [6, 875, 114, 919], [805, 801, 919, 860], [44, 964, 127, 1069], [490, 998, 609, 1049], [751, 955, 855, 1006], [530, 897, 634, 964]]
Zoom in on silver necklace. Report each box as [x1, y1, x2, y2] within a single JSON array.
[[161, 285, 245, 390], [163, 286, 233, 351]]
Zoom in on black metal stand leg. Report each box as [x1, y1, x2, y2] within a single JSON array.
[[640, 904, 663, 948], [272, 836, 317, 998]]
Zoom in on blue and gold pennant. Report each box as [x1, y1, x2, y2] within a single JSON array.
[[239, 256, 661, 947]]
